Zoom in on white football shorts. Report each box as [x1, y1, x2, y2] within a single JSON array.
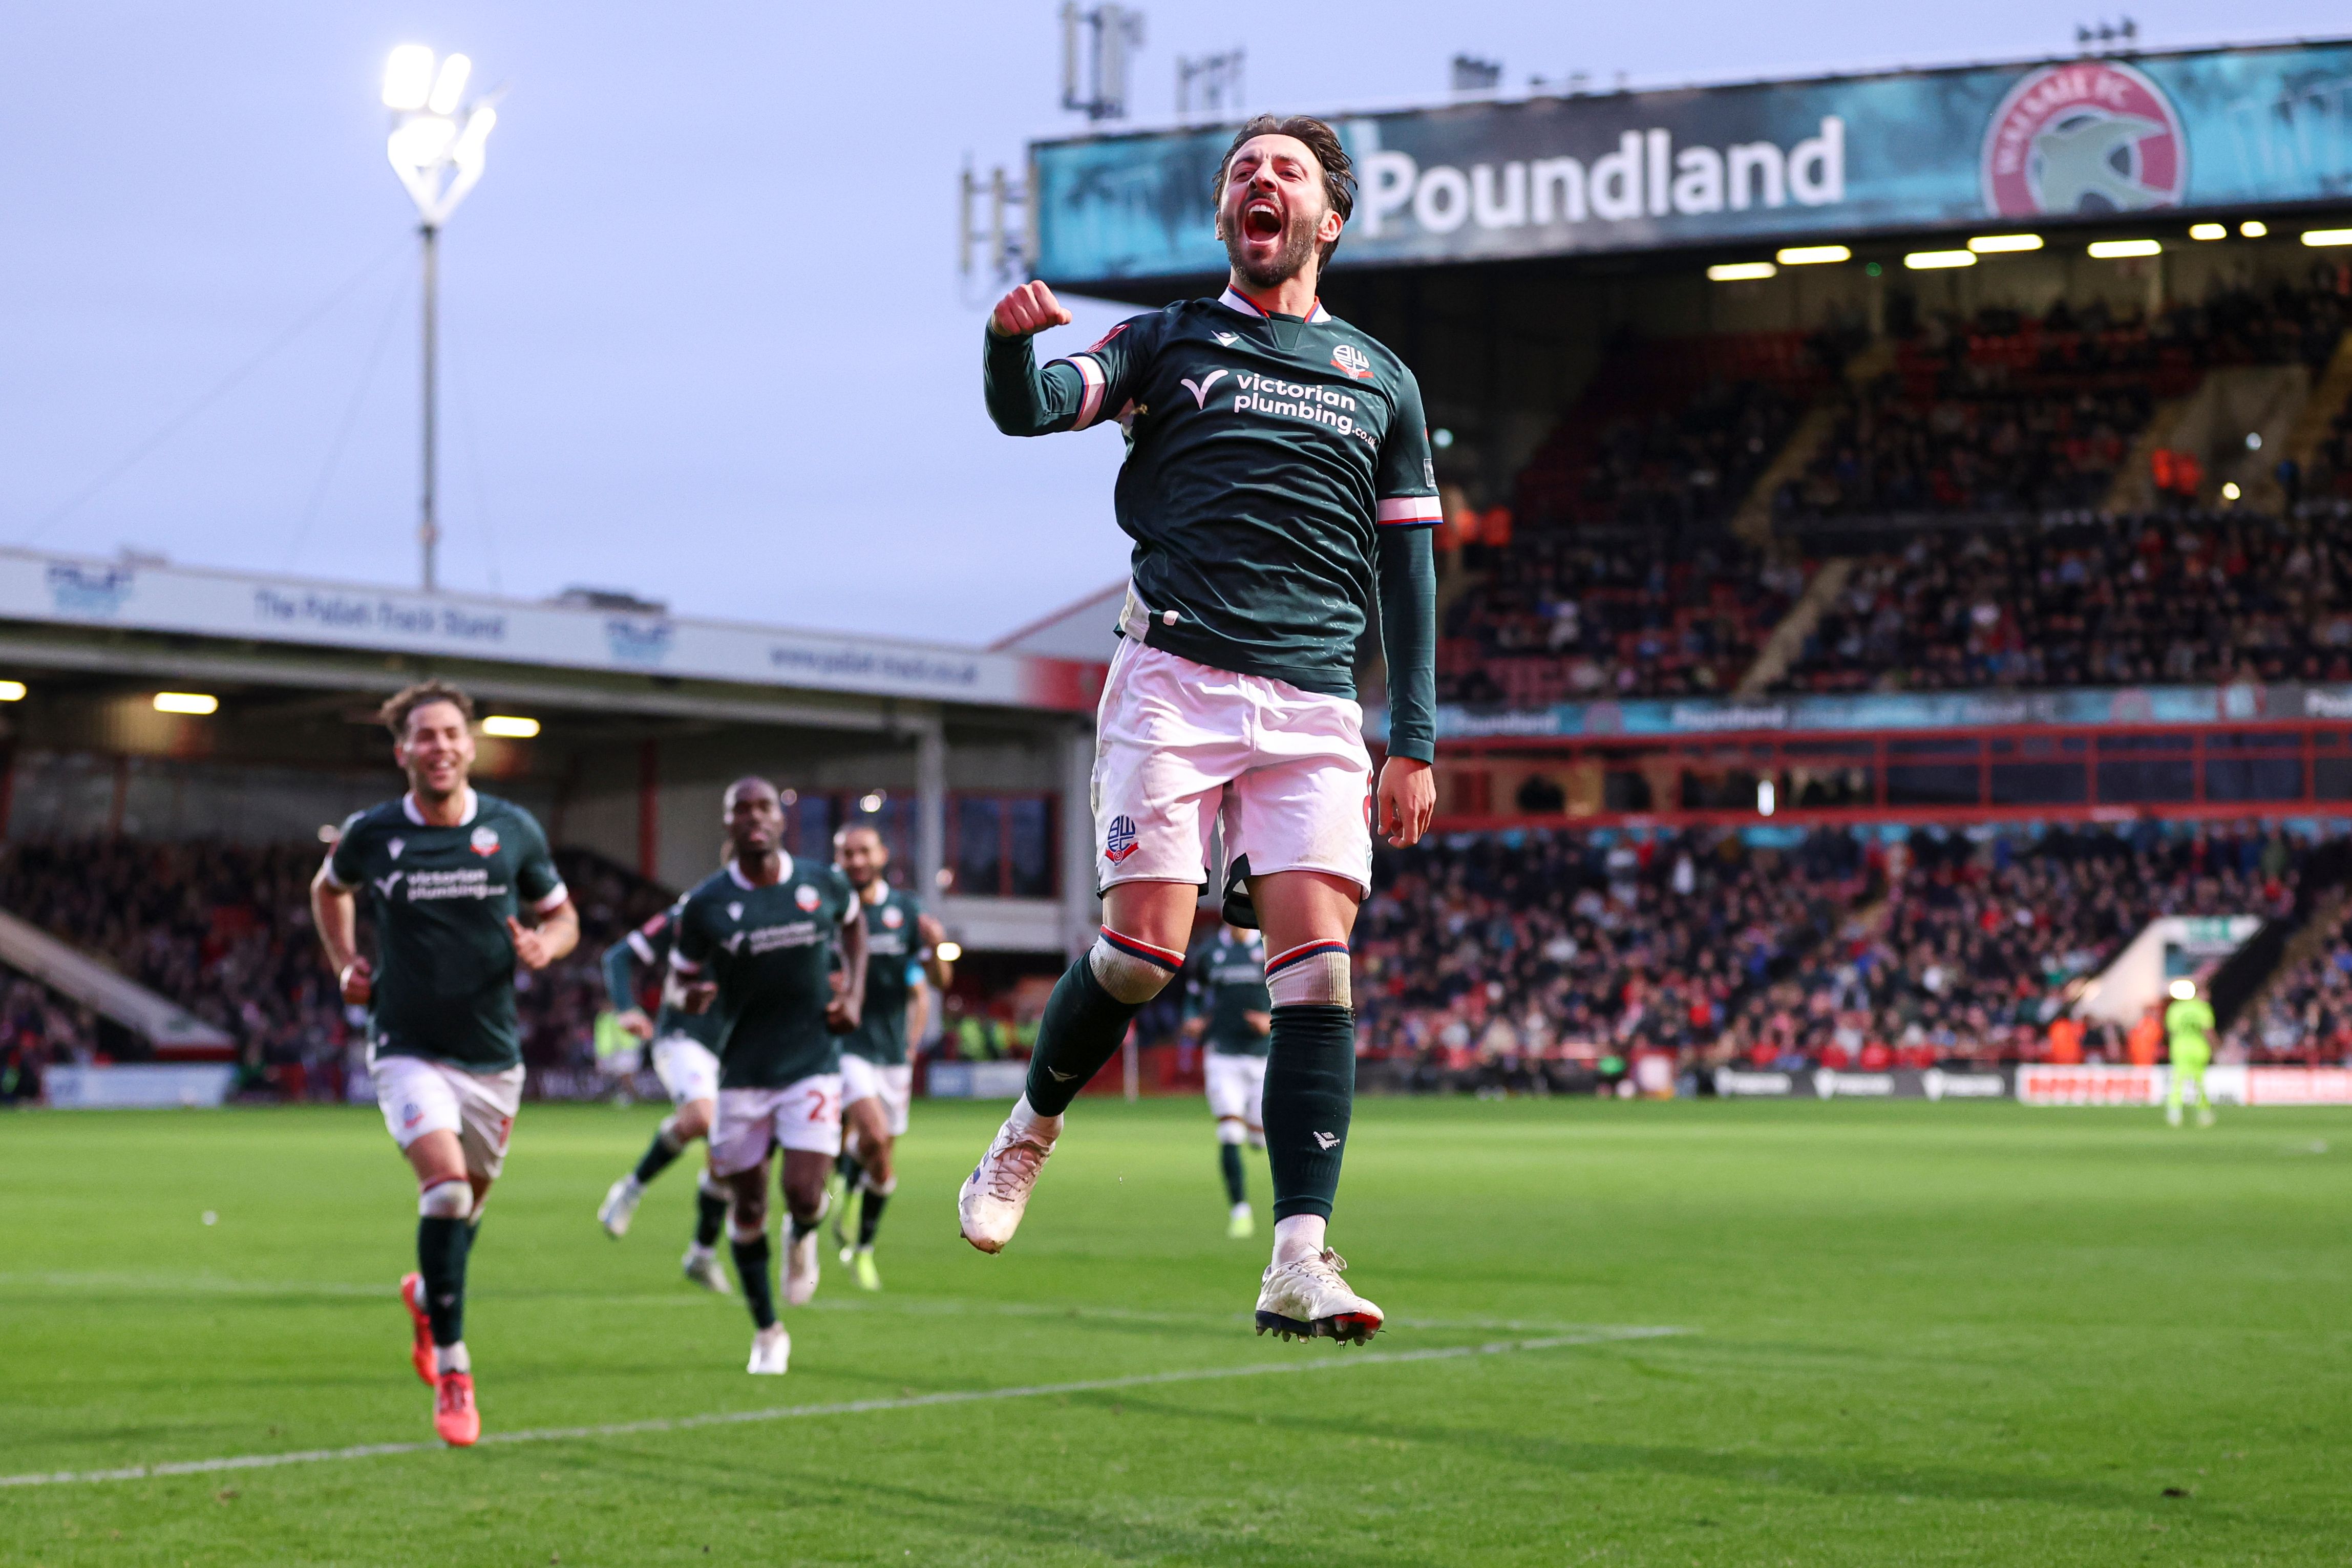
[[708, 1074, 843, 1176], [1092, 633, 1373, 897], [1205, 1049, 1268, 1132], [651, 1035, 721, 1107], [840, 1053, 914, 1137], [371, 1053, 526, 1182]]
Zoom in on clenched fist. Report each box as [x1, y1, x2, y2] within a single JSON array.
[[990, 280, 1072, 338]]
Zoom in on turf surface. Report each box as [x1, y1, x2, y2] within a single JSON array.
[[3, 1095, 2346, 1565]]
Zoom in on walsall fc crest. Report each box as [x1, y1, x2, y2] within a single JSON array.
[[1981, 59, 2186, 218]]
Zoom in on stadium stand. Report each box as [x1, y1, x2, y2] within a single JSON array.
[[2227, 924, 2352, 1063]]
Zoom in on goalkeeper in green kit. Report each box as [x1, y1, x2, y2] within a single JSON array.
[[2165, 978, 2216, 1129]]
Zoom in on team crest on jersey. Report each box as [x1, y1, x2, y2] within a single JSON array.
[[795, 884, 822, 912], [388, 837, 405, 859], [469, 825, 499, 857], [1330, 343, 1373, 380], [1105, 815, 1140, 863], [727, 901, 744, 922], [882, 904, 904, 929]]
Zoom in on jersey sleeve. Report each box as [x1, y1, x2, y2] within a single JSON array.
[[833, 868, 860, 925], [511, 812, 568, 914], [322, 811, 368, 890], [983, 311, 1160, 436], [601, 939, 640, 1014], [670, 898, 711, 975], [1373, 368, 1442, 528]]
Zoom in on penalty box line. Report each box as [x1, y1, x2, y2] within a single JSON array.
[[0, 1325, 1686, 1490]]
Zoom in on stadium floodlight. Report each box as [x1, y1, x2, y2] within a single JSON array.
[[2247, 432, 2263, 451], [2221, 481, 2242, 501], [153, 692, 219, 715], [2188, 223, 2227, 241], [2302, 228, 2352, 247], [1756, 779, 1776, 817], [1904, 249, 1975, 270], [2169, 978, 2198, 1001], [0, 681, 24, 702], [935, 941, 964, 964], [1776, 245, 1850, 265], [2241, 220, 2268, 238], [380, 45, 500, 596], [1967, 233, 2042, 253], [480, 715, 540, 738], [2087, 239, 2160, 258], [859, 791, 887, 813], [1706, 261, 1776, 282]]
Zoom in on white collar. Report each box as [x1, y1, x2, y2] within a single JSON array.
[[402, 787, 478, 827], [1218, 285, 1330, 325], [728, 851, 793, 890]]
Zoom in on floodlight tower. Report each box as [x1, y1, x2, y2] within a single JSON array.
[[380, 45, 498, 593]]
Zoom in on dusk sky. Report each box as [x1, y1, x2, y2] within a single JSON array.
[[4, 2, 2342, 645]]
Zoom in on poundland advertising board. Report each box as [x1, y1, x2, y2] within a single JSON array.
[[1031, 40, 2352, 285]]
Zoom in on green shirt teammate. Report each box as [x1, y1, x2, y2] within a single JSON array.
[[670, 777, 866, 1375], [828, 823, 952, 1291], [1184, 925, 1274, 1237], [960, 114, 1439, 1347], [2165, 978, 2217, 1128], [593, 894, 735, 1294], [309, 680, 579, 1448]]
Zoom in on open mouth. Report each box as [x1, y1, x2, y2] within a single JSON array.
[[1242, 200, 1283, 242]]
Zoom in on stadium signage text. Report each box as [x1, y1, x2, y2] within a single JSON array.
[[1033, 39, 2352, 282]]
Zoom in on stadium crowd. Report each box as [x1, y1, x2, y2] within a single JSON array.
[[2226, 922, 2352, 1064]]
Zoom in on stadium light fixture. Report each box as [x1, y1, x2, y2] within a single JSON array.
[[2302, 228, 2352, 247], [1431, 428, 1455, 449], [1706, 261, 1776, 282], [2247, 432, 2263, 451], [2221, 481, 2242, 501], [154, 692, 219, 715], [2188, 223, 2227, 241], [0, 681, 24, 702], [480, 714, 540, 738], [1904, 250, 1975, 270], [1967, 233, 2042, 253], [380, 44, 499, 596], [1756, 779, 1776, 817], [2087, 239, 2161, 258], [2241, 219, 2268, 238], [858, 791, 886, 814], [1776, 245, 1850, 265], [935, 941, 964, 963]]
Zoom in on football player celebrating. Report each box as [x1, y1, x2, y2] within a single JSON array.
[[310, 681, 578, 1445], [965, 114, 1438, 1344], [671, 778, 866, 1373]]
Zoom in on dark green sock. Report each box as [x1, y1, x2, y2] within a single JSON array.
[[1024, 953, 1146, 1116], [1263, 1005, 1354, 1222], [1218, 1142, 1247, 1206], [836, 1148, 863, 1189], [731, 1234, 776, 1329], [417, 1216, 470, 1345], [857, 1186, 889, 1247], [693, 1181, 729, 1249], [633, 1124, 685, 1185]]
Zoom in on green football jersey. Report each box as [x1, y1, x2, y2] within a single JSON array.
[[984, 287, 1441, 753], [1184, 928, 1273, 1057], [326, 789, 567, 1072], [2165, 996, 2215, 1050], [613, 899, 725, 1050], [671, 855, 858, 1090], [841, 885, 926, 1067]]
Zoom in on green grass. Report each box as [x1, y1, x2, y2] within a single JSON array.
[[3, 1096, 2347, 1566]]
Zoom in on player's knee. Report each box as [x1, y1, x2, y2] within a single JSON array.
[[727, 1215, 767, 1246], [1266, 940, 1351, 1009], [783, 1172, 828, 1220], [673, 1101, 714, 1142], [1215, 1117, 1245, 1146], [417, 1178, 473, 1220], [1088, 932, 1178, 1004], [860, 1171, 898, 1197]]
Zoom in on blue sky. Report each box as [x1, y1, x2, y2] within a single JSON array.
[[2, 2, 2341, 643]]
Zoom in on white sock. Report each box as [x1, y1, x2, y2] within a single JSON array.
[[434, 1340, 470, 1376], [685, 1242, 715, 1263], [1005, 1093, 1063, 1142], [1272, 1214, 1326, 1266]]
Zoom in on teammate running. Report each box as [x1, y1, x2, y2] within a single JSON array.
[[1183, 923, 1274, 1238], [963, 114, 1438, 1345], [671, 778, 866, 1373], [594, 895, 733, 1292], [2165, 977, 2217, 1128], [829, 822, 951, 1291], [310, 680, 578, 1446]]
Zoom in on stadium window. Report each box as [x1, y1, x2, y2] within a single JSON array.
[[1990, 763, 2087, 807], [2205, 757, 2303, 803]]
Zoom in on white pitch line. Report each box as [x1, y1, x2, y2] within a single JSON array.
[[0, 1326, 1685, 1489]]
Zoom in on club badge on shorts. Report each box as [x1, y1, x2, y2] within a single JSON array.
[[1105, 815, 1140, 863]]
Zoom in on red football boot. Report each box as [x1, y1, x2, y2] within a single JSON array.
[[398, 1273, 436, 1386], [434, 1370, 481, 1447]]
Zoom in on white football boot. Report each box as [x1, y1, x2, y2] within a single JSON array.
[[958, 1114, 1057, 1253], [746, 1323, 790, 1374], [597, 1175, 644, 1239], [1255, 1248, 1384, 1345], [681, 1243, 731, 1294], [785, 1225, 822, 1306]]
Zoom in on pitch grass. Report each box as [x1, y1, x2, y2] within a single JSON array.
[[3, 1098, 2347, 1566]]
